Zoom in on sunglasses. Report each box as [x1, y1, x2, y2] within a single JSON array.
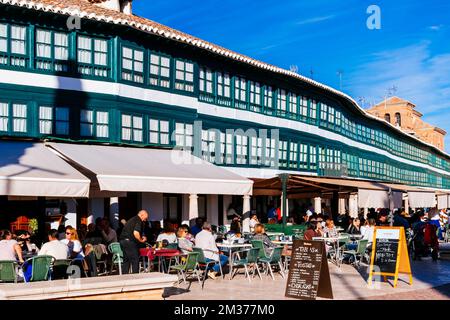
[[66, 232, 73, 235]]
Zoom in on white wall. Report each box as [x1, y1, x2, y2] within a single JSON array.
[[141, 193, 164, 222]]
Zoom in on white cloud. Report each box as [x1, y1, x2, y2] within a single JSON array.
[[428, 25, 443, 31], [295, 15, 336, 25], [346, 42, 450, 152]]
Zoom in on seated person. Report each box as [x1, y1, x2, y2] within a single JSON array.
[[251, 224, 276, 257], [0, 229, 24, 263], [323, 219, 339, 238], [346, 218, 361, 235], [303, 221, 323, 240], [177, 226, 194, 254], [156, 222, 177, 245], [249, 213, 259, 232], [195, 222, 228, 279], [61, 227, 84, 260], [16, 231, 39, 256], [39, 229, 69, 260]]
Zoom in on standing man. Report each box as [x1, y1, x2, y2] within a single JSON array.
[[119, 210, 148, 274]]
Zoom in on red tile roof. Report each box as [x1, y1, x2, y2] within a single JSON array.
[[1, 0, 449, 157]]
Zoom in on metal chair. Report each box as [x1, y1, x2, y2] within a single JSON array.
[[108, 242, 123, 275], [192, 247, 224, 289], [25, 255, 54, 282], [0, 260, 18, 283], [230, 248, 262, 282], [169, 252, 201, 287], [343, 239, 369, 267], [259, 247, 285, 280], [52, 259, 72, 280]]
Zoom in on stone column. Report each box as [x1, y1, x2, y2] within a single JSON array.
[[363, 207, 368, 219], [189, 194, 199, 221], [109, 197, 119, 230], [242, 195, 251, 233], [338, 197, 346, 215], [404, 196, 409, 215], [314, 197, 321, 214]]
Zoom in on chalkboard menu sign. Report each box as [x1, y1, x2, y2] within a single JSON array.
[[368, 227, 413, 288], [285, 240, 333, 300], [373, 228, 400, 273]]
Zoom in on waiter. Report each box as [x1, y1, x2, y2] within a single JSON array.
[[119, 210, 148, 273]]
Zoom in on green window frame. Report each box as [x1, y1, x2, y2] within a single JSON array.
[[0, 102, 28, 134], [175, 122, 194, 152], [263, 86, 274, 115], [0, 24, 27, 67], [80, 109, 109, 139], [309, 145, 317, 171], [299, 143, 308, 170], [310, 99, 317, 120], [38, 106, 69, 136], [327, 105, 335, 129], [249, 81, 262, 112], [249, 136, 263, 165], [121, 113, 143, 143], [278, 140, 288, 168], [149, 118, 170, 145], [276, 89, 287, 117], [289, 141, 298, 169], [121, 45, 144, 83], [320, 103, 328, 126], [235, 134, 249, 165], [35, 29, 69, 72], [174, 59, 194, 92], [201, 129, 217, 163], [234, 76, 247, 109], [149, 52, 171, 88], [217, 71, 231, 96], [77, 35, 110, 77], [299, 96, 308, 121], [288, 93, 298, 118], [199, 67, 214, 94], [264, 137, 276, 167]]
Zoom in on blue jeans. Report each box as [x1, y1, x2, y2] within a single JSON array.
[[206, 254, 228, 273], [346, 243, 357, 250]]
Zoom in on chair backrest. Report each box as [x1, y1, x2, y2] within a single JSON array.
[[357, 239, 369, 255], [270, 247, 283, 263], [108, 242, 123, 264], [192, 247, 207, 264], [30, 255, 54, 282], [184, 252, 199, 270], [0, 260, 17, 282], [166, 243, 178, 250], [251, 240, 267, 259], [246, 248, 260, 264]]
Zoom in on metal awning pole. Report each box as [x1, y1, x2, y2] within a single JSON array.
[[280, 173, 289, 234]]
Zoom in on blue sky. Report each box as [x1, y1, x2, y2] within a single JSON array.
[[133, 0, 450, 152]]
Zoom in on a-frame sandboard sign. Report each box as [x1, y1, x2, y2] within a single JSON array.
[[285, 240, 333, 300], [368, 226, 413, 288]]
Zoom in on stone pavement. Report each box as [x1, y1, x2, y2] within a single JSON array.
[[163, 258, 450, 300]]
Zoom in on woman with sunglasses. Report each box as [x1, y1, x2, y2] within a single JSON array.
[[177, 226, 194, 254], [61, 226, 84, 259]]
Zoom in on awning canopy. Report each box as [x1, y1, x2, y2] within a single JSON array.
[[0, 141, 90, 197], [358, 189, 389, 208], [408, 191, 436, 208], [47, 143, 253, 195]]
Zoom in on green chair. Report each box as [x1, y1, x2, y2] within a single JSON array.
[[343, 239, 369, 267], [230, 248, 261, 282], [52, 259, 72, 280], [192, 247, 224, 289], [259, 246, 285, 280], [0, 260, 18, 283], [108, 242, 123, 275], [169, 252, 201, 287], [166, 243, 179, 250], [26, 255, 54, 282], [251, 240, 269, 259]]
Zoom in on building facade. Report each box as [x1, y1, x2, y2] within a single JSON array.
[[0, 0, 449, 232], [367, 96, 446, 151]]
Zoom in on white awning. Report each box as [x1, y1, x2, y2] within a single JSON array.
[[358, 189, 389, 208], [390, 191, 403, 210], [408, 191, 436, 208], [437, 194, 449, 209], [47, 143, 253, 195], [0, 141, 90, 197]]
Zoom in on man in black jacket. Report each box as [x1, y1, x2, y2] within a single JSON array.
[[119, 210, 149, 274]]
